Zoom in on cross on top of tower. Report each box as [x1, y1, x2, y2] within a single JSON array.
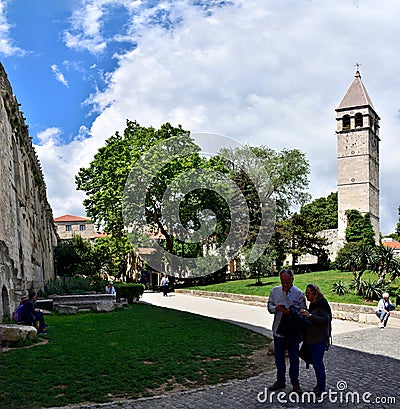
[[355, 63, 361, 77]]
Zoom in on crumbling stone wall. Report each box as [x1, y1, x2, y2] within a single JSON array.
[[0, 63, 58, 321]]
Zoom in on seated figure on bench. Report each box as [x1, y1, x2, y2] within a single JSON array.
[[21, 290, 48, 335]]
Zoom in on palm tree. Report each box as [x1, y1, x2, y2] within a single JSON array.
[[371, 245, 395, 283], [347, 244, 373, 292], [388, 257, 400, 283]]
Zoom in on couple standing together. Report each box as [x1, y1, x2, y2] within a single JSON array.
[[268, 269, 332, 396]]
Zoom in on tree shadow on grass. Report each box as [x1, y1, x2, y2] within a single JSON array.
[[246, 281, 275, 287]]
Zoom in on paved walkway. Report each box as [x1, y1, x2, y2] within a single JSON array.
[[47, 292, 400, 409]]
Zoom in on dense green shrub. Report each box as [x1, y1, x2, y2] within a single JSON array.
[[41, 276, 99, 296], [114, 283, 145, 303], [54, 235, 98, 277], [345, 209, 376, 246]]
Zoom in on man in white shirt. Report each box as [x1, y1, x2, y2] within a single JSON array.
[[376, 292, 395, 328], [160, 273, 169, 297], [267, 269, 306, 393], [105, 281, 116, 295]]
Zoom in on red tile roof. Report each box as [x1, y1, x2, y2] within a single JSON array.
[[382, 240, 400, 250], [54, 214, 89, 222], [93, 231, 108, 238]]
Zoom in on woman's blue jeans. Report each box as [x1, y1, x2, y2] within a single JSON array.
[[309, 341, 326, 392]]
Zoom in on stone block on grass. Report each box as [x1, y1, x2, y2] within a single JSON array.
[[57, 305, 78, 315], [0, 324, 37, 343]]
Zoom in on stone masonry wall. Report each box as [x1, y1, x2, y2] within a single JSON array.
[[0, 63, 58, 322]]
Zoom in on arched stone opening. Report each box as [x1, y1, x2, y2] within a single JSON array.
[[355, 113, 363, 127], [342, 115, 351, 130], [1, 285, 11, 321]]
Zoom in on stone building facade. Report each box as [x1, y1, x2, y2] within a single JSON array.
[[0, 63, 58, 321], [336, 70, 380, 245], [54, 214, 106, 241]]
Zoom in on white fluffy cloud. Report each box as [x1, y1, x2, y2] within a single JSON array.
[[50, 65, 69, 87], [0, 0, 25, 56], [35, 0, 400, 233], [34, 127, 99, 218]]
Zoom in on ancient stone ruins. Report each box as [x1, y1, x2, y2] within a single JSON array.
[[0, 63, 57, 322]]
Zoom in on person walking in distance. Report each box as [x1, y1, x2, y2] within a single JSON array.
[[267, 269, 306, 394], [160, 273, 169, 297]]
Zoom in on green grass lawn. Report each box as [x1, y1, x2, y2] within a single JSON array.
[[189, 270, 399, 306], [0, 304, 269, 409]]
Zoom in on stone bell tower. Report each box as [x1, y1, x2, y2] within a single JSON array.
[[336, 69, 380, 245]]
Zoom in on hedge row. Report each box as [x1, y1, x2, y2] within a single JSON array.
[[114, 283, 145, 303]]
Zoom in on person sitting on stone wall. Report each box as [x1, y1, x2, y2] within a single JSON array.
[[21, 290, 48, 335], [376, 292, 395, 328], [105, 281, 116, 295]]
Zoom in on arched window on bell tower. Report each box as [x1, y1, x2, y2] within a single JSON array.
[[355, 113, 363, 127], [342, 115, 350, 130]]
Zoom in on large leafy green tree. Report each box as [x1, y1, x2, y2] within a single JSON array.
[[76, 120, 189, 237], [345, 209, 375, 246], [273, 192, 338, 270], [76, 121, 230, 276], [275, 213, 328, 271], [92, 236, 134, 278], [218, 146, 311, 274], [237, 146, 311, 221], [76, 121, 194, 277], [219, 146, 310, 249], [54, 235, 98, 277], [300, 192, 338, 231]]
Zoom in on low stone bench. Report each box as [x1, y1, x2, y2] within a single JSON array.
[[56, 305, 78, 315], [35, 299, 53, 311], [53, 294, 116, 313], [0, 324, 37, 344]]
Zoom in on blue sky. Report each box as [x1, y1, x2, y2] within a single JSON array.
[[1, 0, 400, 235], [4, 0, 127, 142]]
